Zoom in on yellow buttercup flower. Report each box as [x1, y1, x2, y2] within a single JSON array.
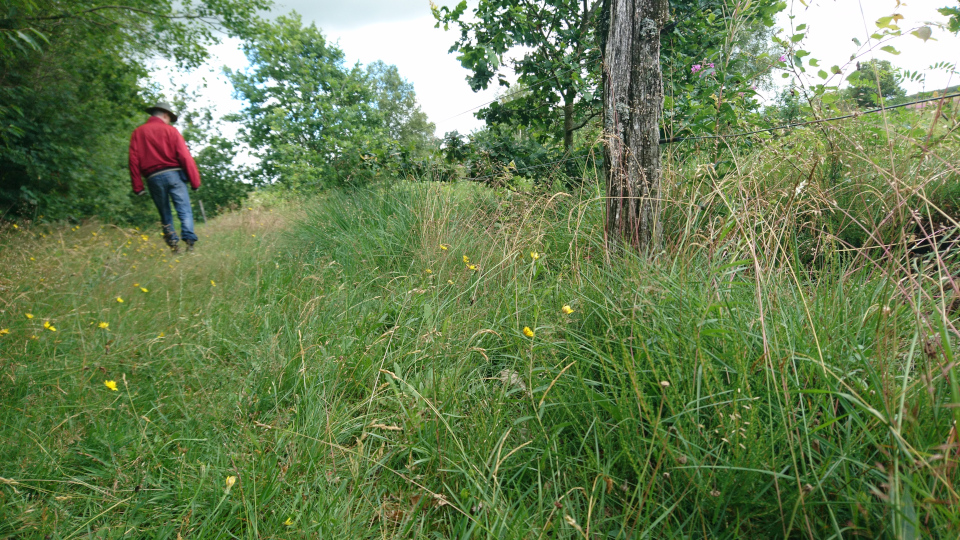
[[225, 476, 237, 488], [440, 244, 448, 251], [140, 287, 148, 293], [98, 322, 109, 329], [462, 255, 469, 264], [210, 280, 216, 287], [116, 297, 124, 303], [562, 305, 575, 315], [48, 326, 56, 332], [425, 268, 432, 274], [104, 380, 118, 391], [523, 327, 535, 338], [284, 517, 294, 526], [530, 252, 540, 260], [447, 280, 454, 285], [467, 264, 477, 271], [0, 329, 9, 336], [133, 283, 139, 287], [158, 332, 165, 338], [26, 313, 34, 319], [30, 257, 35, 261]]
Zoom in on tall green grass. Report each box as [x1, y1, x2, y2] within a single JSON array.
[[1, 108, 959, 538]]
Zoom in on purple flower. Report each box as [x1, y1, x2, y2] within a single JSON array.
[[751, 85, 757, 90], [779, 55, 787, 62], [707, 62, 715, 68], [691, 64, 702, 74]]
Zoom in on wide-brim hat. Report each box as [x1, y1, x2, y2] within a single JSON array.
[[146, 101, 178, 124]]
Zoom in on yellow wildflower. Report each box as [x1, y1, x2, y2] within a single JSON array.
[[425, 268, 432, 274], [0, 329, 9, 336], [467, 264, 477, 271], [98, 322, 109, 329], [134, 283, 139, 287], [463, 255, 469, 264], [48, 326, 57, 332], [225, 476, 237, 488], [30, 257, 35, 261], [447, 280, 454, 285], [440, 244, 448, 251], [211, 280, 216, 287], [284, 517, 294, 526], [116, 297, 124, 303], [30, 335, 38, 340], [140, 235, 148, 241], [158, 332, 165, 338], [562, 305, 575, 315], [12, 224, 18, 229], [26, 313, 34, 319], [523, 327, 535, 338], [530, 252, 540, 260], [140, 287, 148, 293], [92, 232, 97, 236], [104, 380, 118, 391]]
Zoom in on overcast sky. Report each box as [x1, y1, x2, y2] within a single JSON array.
[[153, 0, 960, 140]]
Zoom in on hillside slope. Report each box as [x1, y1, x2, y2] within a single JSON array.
[[1, 181, 959, 539]]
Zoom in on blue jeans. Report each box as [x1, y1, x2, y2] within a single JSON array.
[[147, 170, 197, 245]]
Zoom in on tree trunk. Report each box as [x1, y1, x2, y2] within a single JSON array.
[[602, 0, 668, 253], [562, 90, 575, 151]]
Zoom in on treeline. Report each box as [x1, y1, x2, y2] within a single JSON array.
[[0, 1, 436, 222], [0, 0, 268, 222], [3, 0, 958, 222]]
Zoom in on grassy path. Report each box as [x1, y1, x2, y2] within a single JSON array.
[[1, 204, 298, 538]]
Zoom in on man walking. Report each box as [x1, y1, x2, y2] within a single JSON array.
[[129, 101, 201, 253]]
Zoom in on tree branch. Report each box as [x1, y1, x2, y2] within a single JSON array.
[[569, 107, 600, 132]]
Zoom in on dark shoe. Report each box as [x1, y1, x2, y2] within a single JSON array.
[[169, 243, 180, 254], [186, 241, 195, 253]]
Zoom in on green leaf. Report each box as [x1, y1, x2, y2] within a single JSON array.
[[852, 37, 862, 46], [880, 45, 901, 55], [818, 70, 828, 80]]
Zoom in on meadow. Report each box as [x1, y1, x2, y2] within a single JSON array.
[[1, 108, 959, 538]]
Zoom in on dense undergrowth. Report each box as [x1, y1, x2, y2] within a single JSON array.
[[1, 109, 959, 538]]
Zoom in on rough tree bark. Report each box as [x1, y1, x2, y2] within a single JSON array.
[[601, 0, 668, 253]]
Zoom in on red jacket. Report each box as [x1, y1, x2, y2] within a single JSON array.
[[128, 117, 201, 194]]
